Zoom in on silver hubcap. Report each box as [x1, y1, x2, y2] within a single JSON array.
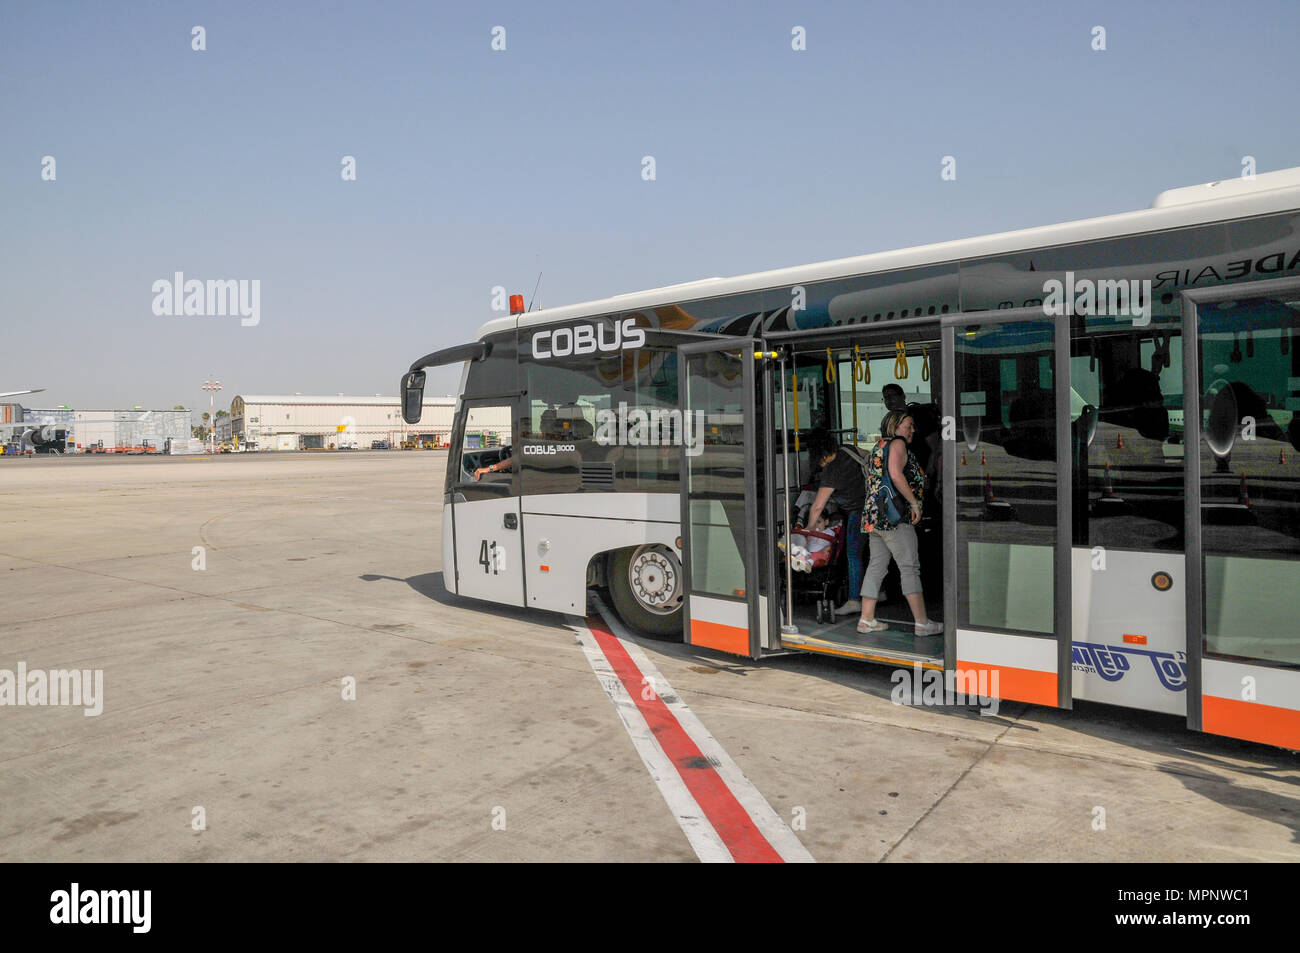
[[629, 545, 683, 616]]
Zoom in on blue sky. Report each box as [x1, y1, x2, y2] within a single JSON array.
[[3, 0, 1299, 410]]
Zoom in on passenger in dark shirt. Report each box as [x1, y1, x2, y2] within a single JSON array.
[[803, 429, 867, 616], [882, 383, 907, 413], [815, 444, 866, 514]]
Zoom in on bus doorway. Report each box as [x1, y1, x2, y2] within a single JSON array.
[[763, 321, 946, 667], [678, 339, 766, 658], [943, 309, 1073, 709]]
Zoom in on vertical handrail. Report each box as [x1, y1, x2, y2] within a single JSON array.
[[778, 350, 798, 634], [850, 347, 858, 447], [791, 359, 801, 485]]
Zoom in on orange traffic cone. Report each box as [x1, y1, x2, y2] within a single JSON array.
[[980, 450, 987, 466], [1116, 432, 1125, 450], [983, 470, 1016, 518], [1281, 447, 1288, 466], [1095, 460, 1127, 512], [1238, 473, 1252, 507], [961, 451, 967, 466]]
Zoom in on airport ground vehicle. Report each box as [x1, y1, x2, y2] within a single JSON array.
[[402, 436, 440, 449], [402, 167, 1300, 749]]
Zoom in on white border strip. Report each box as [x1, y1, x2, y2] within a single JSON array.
[[957, 627, 1057, 672]]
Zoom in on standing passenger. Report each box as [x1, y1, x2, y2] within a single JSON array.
[[859, 411, 943, 637], [882, 383, 907, 414]]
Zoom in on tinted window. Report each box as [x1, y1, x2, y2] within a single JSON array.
[[462, 333, 518, 398], [1198, 294, 1300, 666], [955, 320, 1058, 635], [519, 332, 682, 495], [683, 347, 750, 598], [1071, 319, 1185, 552]]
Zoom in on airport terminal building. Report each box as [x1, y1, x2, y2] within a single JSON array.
[[229, 394, 508, 450]]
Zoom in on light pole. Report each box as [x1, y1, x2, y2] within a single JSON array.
[[202, 378, 222, 452]]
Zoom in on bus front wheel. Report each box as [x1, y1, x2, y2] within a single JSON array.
[[608, 545, 684, 640]]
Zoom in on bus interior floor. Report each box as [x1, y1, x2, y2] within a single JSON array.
[[787, 602, 945, 660]]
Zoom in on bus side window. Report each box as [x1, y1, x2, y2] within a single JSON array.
[[450, 403, 514, 488], [1071, 323, 1183, 552], [1198, 298, 1300, 667]]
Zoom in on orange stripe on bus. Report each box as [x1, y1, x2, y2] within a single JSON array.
[[691, 619, 749, 656], [1203, 695, 1300, 751], [956, 659, 1057, 707]]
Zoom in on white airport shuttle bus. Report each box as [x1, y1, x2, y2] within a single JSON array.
[[402, 167, 1300, 750]]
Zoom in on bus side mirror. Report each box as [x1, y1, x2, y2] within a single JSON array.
[[402, 371, 426, 424]]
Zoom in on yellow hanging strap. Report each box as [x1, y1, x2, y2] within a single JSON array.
[[853, 345, 869, 384], [824, 348, 836, 383], [921, 345, 930, 382], [894, 340, 909, 379]]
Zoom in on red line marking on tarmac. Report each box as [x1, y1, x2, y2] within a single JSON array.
[[585, 614, 784, 864]]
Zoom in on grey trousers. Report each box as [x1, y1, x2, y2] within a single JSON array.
[[860, 524, 922, 598]]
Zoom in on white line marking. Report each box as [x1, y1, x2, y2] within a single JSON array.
[[570, 614, 732, 862]]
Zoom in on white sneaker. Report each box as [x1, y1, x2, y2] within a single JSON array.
[[914, 620, 944, 637], [834, 599, 861, 617]]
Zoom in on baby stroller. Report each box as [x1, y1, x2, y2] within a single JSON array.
[[779, 486, 847, 624]]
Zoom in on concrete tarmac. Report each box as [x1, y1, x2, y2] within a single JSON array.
[[0, 452, 1296, 861]]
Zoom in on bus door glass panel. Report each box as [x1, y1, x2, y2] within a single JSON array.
[[778, 361, 832, 484], [681, 344, 757, 657], [1196, 293, 1300, 748], [452, 401, 523, 607], [953, 318, 1065, 707], [1068, 319, 1187, 715]]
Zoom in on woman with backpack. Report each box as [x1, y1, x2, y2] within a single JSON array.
[[858, 410, 943, 637]]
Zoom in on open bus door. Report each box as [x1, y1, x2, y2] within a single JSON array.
[[942, 308, 1073, 709], [1182, 279, 1300, 750], [678, 339, 766, 659]]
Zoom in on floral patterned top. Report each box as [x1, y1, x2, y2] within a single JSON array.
[[862, 437, 926, 533]]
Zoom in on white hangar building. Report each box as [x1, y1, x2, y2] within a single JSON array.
[[229, 394, 510, 451]]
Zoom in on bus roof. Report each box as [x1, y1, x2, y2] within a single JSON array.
[[475, 166, 1300, 340]]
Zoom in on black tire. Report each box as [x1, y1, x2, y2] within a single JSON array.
[[608, 547, 684, 640]]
